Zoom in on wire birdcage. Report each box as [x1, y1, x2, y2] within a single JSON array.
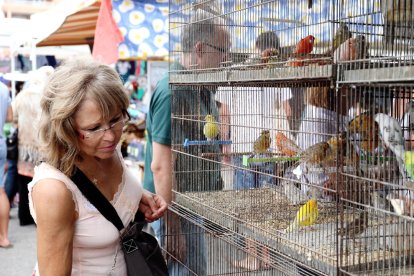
[[165, 0, 414, 275]]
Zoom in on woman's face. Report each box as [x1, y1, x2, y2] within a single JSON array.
[[73, 99, 124, 160]]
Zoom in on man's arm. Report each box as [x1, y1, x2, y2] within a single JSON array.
[[151, 141, 172, 204]]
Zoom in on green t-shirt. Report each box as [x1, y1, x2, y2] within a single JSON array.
[[144, 62, 223, 194], [143, 72, 171, 193]]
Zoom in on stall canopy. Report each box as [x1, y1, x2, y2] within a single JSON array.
[[32, 0, 100, 47], [31, 0, 384, 59], [33, 0, 169, 60]]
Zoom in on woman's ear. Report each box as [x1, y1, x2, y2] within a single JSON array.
[[194, 41, 203, 58]]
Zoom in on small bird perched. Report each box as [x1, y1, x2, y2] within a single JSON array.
[[333, 35, 368, 63], [299, 135, 343, 166], [403, 101, 414, 131], [405, 151, 414, 180], [338, 211, 368, 238], [260, 48, 279, 64], [285, 199, 319, 233], [293, 35, 315, 56], [333, 23, 352, 52], [293, 135, 346, 181], [203, 114, 220, 141], [275, 132, 301, 157], [375, 113, 405, 178], [250, 130, 271, 158], [348, 112, 379, 152]]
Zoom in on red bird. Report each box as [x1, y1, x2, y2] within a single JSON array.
[[293, 35, 315, 55]]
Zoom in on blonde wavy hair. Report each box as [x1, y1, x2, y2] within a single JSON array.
[[39, 59, 129, 176]]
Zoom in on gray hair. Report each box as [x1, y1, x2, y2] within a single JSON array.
[[181, 12, 225, 52], [255, 31, 280, 51]]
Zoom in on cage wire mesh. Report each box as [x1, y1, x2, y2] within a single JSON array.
[[336, 84, 414, 275], [166, 0, 414, 275]]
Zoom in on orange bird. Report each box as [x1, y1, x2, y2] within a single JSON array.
[[275, 132, 302, 157], [293, 35, 315, 55]]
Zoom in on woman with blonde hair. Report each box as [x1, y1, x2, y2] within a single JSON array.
[[29, 59, 167, 275]]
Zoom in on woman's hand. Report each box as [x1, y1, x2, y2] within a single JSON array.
[[139, 190, 168, 222]]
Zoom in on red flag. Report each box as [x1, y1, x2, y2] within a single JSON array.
[[92, 0, 123, 64]]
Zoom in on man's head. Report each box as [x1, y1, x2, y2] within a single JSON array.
[[181, 19, 230, 69], [255, 31, 280, 52]]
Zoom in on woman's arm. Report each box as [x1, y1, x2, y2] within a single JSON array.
[[32, 179, 77, 276]]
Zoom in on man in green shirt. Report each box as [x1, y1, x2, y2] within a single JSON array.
[[144, 15, 231, 275]]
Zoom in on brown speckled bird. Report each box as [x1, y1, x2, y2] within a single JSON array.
[[333, 23, 352, 52], [338, 211, 368, 238], [299, 135, 343, 166], [261, 48, 279, 64], [250, 130, 271, 157], [348, 112, 379, 152]]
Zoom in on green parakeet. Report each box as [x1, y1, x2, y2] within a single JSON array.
[[405, 151, 414, 180]]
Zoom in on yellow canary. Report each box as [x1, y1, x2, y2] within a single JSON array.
[[251, 130, 271, 157], [285, 199, 319, 233], [203, 115, 220, 141]]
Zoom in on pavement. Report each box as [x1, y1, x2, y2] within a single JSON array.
[[0, 207, 37, 276]]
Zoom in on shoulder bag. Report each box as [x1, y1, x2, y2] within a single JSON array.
[[6, 128, 18, 160], [71, 168, 168, 276]]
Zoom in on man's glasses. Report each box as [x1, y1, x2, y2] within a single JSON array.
[[204, 42, 229, 54], [79, 112, 131, 140]]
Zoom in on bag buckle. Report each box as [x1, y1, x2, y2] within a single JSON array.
[[123, 238, 139, 254]]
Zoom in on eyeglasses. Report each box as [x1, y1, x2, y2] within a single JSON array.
[[204, 42, 229, 54], [79, 112, 131, 140]]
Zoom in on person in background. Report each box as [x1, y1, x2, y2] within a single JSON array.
[[144, 14, 230, 275], [12, 66, 54, 226], [1, 78, 18, 207], [295, 86, 348, 199], [0, 80, 13, 248], [29, 59, 167, 275]]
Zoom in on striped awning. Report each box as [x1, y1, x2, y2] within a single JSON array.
[[34, 0, 101, 47]]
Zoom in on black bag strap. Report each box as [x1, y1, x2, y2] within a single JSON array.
[[70, 167, 125, 231]]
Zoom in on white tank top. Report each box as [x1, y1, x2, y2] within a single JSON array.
[[28, 150, 143, 275]]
